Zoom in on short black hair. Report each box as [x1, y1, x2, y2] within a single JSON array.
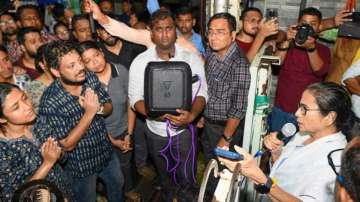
[[208, 12, 236, 32], [298, 7, 322, 21], [341, 142, 360, 202], [34, 44, 48, 73], [17, 27, 41, 45], [54, 22, 67, 33], [16, 4, 40, 21], [175, 7, 193, 18], [0, 46, 8, 55], [149, 9, 175, 29], [45, 40, 78, 70], [52, 3, 66, 21], [72, 14, 89, 30], [0, 12, 17, 21], [240, 7, 262, 20], [77, 41, 101, 55]]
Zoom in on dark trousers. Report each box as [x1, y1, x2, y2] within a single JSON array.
[[201, 119, 244, 164], [134, 116, 148, 169], [114, 146, 136, 192], [145, 125, 197, 202]]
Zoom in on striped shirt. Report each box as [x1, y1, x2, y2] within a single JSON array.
[[33, 71, 113, 178], [204, 43, 251, 121]]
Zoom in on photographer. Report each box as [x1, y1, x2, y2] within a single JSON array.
[[220, 82, 357, 202], [271, 7, 331, 131]]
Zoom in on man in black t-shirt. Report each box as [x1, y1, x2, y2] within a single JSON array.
[[96, 23, 146, 69]]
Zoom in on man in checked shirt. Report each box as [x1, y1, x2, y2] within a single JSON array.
[[201, 12, 251, 163]]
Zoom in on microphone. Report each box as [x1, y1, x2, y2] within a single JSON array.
[[254, 122, 297, 158]]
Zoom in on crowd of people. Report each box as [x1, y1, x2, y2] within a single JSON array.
[[0, 0, 359, 202]]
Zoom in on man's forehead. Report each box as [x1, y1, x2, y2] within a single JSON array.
[[153, 17, 175, 26]]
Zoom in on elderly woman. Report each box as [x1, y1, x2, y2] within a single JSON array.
[[220, 82, 358, 202], [0, 83, 72, 201]]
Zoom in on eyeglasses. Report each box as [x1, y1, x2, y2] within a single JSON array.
[[0, 20, 15, 26], [297, 103, 321, 116], [207, 30, 229, 37], [327, 148, 345, 186]]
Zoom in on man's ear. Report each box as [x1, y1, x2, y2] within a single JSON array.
[[20, 44, 26, 53], [231, 31, 236, 41], [16, 20, 22, 28], [192, 18, 196, 27], [50, 68, 60, 78]]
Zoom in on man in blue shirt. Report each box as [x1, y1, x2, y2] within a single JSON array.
[[33, 40, 124, 202]]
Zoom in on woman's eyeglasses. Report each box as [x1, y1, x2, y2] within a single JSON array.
[[297, 103, 321, 116]]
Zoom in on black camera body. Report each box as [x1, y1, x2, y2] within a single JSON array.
[[294, 24, 317, 45]]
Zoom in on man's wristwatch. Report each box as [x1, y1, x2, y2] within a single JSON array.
[[255, 176, 273, 194], [222, 134, 233, 143]]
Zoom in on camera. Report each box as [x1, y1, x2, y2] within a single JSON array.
[[294, 24, 317, 45]]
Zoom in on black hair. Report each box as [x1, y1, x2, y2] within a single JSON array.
[[208, 12, 237, 32], [240, 7, 262, 20], [175, 7, 193, 18], [0, 11, 17, 21], [71, 14, 89, 31], [77, 41, 101, 55], [0, 46, 8, 54], [341, 140, 360, 202], [54, 22, 67, 33], [306, 82, 359, 141], [0, 82, 20, 119], [298, 7, 322, 21], [149, 9, 175, 29], [34, 44, 48, 73], [45, 40, 78, 70], [16, 4, 40, 21], [17, 27, 41, 45], [100, 0, 114, 5], [52, 3, 65, 21]]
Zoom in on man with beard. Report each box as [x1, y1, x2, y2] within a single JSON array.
[[129, 9, 207, 201], [147, 1, 205, 55], [15, 27, 44, 80], [33, 40, 124, 202], [0, 12, 22, 62], [96, 20, 146, 69], [236, 7, 279, 62]]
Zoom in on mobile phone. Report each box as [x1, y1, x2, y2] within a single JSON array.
[[214, 148, 244, 160], [266, 8, 278, 20]]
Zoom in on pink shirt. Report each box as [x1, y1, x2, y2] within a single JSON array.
[[275, 43, 331, 113]]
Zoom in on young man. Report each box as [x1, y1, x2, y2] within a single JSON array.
[[128, 9, 207, 201], [96, 20, 146, 69], [77, 41, 136, 193], [271, 7, 331, 131], [15, 27, 44, 80], [33, 41, 124, 202], [0, 12, 22, 62], [202, 12, 250, 161], [72, 14, 94, 43], [236, 7, 279, 62]]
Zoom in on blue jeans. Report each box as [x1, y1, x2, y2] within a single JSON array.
[[268, 106, 298, 132], [72, 153, 124, 202]]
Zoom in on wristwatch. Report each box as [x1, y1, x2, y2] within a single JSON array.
[[255, 176, 273, 194], [222, 134, 233, 143]]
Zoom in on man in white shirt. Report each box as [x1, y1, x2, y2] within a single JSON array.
[[342, 60, 360, 117], [128, 9, 207, 201]]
